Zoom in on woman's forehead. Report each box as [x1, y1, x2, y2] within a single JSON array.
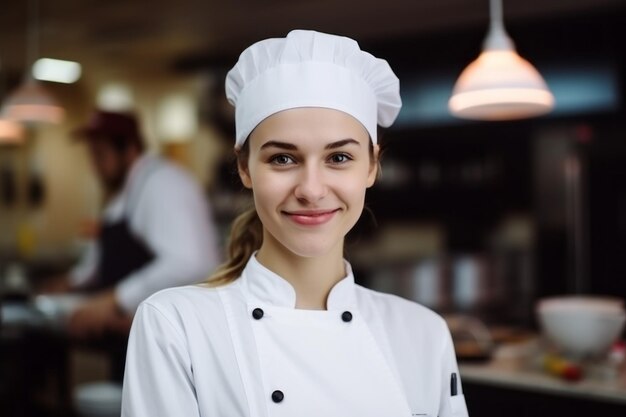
[[249, 107, 370, 149]]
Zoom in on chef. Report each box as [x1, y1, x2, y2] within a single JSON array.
[[48, 110, 219, 380], [122, 30, 470, 417]]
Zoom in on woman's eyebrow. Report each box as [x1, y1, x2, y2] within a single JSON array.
[[260, 140, 298, 150], [325, 139, 360, 150], [260, 138, 360, 151]]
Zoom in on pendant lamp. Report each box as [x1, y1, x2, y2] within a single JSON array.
[[2, 78, 64, 124], [0, 57, 26, 144], [1, 0, 64, 124], [0, 118, 25, 145], [448, 0, 554, 121]]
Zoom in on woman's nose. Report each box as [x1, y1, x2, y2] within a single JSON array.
[[294, 165, 328, 202]]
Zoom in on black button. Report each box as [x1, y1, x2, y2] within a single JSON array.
[[271, 390, 284, 403], [252, 308, 264, 320], [341, 311, 353, 322]]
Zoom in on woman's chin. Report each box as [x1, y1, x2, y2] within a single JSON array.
[[275, 237, 341, 260]]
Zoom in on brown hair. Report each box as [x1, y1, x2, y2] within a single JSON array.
[[205, 141, 263, 286], [205, 130, 383, 286]]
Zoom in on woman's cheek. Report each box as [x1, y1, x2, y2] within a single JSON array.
[[252, 172, 291, 205], [336, 170, 370, 198]]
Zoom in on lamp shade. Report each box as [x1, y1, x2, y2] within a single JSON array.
[[0, 118, 25, 144], [449, 49, 554, 120], [2, 78, 65, 124], [449, 0, 554, 121]]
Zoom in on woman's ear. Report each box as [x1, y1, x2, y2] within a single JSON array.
[[237, 158, 253, 189], [366, 144, 380, 188]]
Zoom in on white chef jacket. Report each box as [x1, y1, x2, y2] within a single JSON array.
[[69, 154, 220, 313], [122, 255, 470, 417]]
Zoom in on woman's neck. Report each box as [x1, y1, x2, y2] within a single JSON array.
[[256, 235, 346, 310]]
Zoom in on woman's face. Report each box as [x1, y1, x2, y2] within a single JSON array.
[[239, 107, 379, 259]]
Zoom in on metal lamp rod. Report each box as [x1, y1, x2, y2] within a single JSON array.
[[27, 0, 40, 71]]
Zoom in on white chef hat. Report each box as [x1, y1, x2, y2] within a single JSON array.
[[225, 29, 402, 148]]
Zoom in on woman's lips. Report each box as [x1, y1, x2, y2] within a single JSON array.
[[283, 209, 339, 226]]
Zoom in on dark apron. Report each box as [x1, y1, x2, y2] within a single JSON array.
[[96, 219, 154, 291], [91, 158, 157, 381]]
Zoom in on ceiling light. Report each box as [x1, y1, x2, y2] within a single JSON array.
[[1, 0, 65, 124], [0, 118, 25, 145], [97, 83, 135, 111], [2, 78, 65, 124], [156, 93, 198, 142], [449, 0, 554, 120], [33, 58, 82, 84], [1, 54, 26, 143]]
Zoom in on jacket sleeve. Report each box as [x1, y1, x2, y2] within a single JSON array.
[[438, 324, 470, 417], [122, 303, 201, 417], [68, 239, 100, 288]]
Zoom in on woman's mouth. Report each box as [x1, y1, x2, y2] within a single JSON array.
[[283, 209, 339, 226]]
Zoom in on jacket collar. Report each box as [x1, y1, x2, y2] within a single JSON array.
[[239, 254, 357, 310]]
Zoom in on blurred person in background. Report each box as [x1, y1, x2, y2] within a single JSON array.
[[43, 109, 220, 380]]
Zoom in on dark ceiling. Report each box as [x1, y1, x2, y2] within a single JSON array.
[[0, 0, 625, 84]]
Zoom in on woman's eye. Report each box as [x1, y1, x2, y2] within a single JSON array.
[[329, 153, 352, 164], [270, 154, 295, 165]]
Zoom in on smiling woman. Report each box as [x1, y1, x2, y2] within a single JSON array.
[[122, 29, 470, 417], [244, 109, 376, 256]]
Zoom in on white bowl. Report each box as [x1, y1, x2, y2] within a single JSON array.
[[538, 296, 624, 314], [74, 382, 122, 417], [537, 296, 626, 359], [34, 293, 87, 324]]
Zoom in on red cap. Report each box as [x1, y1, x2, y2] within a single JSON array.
[[73, 110, 142, 142]]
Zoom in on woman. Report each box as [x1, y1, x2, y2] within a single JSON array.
[[122, 30, 469, 417]]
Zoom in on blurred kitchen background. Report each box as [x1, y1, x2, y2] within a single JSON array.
[[2, 0, 626, 416]]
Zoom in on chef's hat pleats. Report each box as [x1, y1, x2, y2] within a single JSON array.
[[225, 30, 402, 148]]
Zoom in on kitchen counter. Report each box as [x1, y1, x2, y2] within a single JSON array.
[[460, 359, 626, 405]]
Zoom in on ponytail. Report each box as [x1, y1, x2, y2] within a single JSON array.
[[205, 206, 263, 286]]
